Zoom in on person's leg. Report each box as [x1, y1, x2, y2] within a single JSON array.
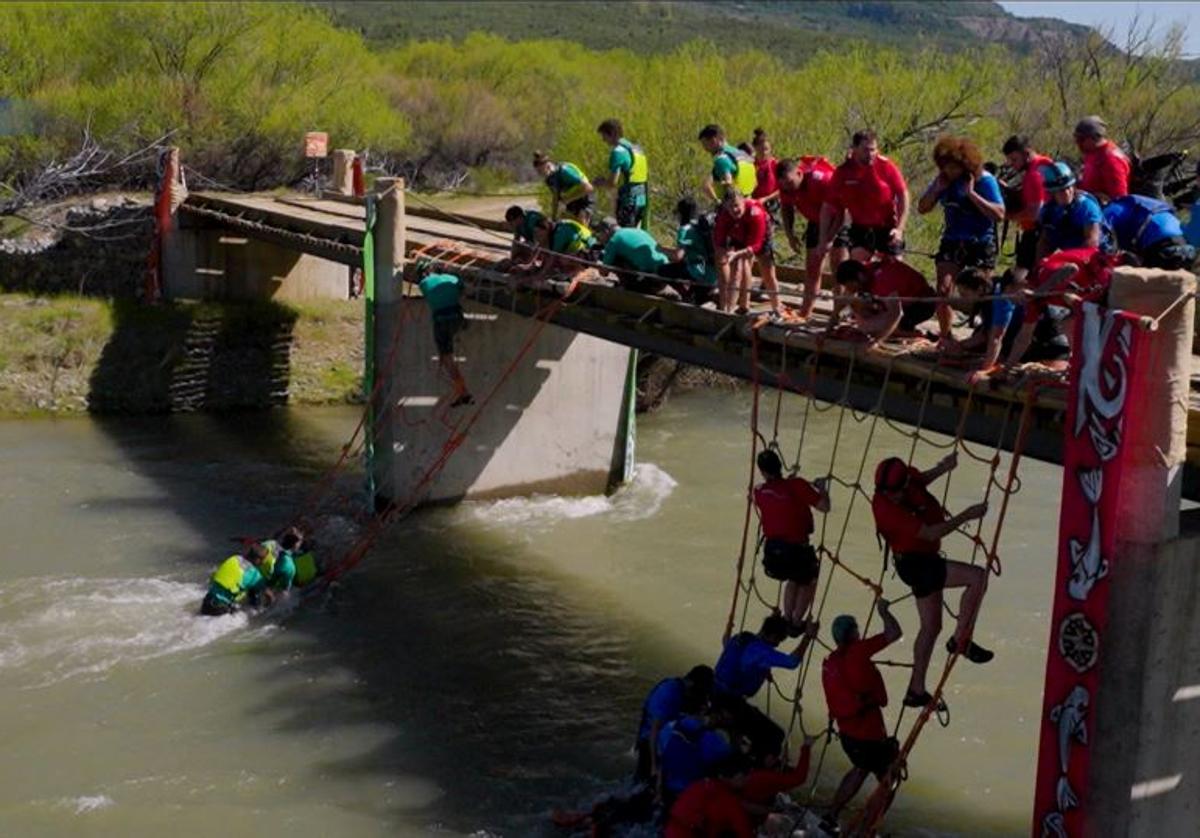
[[802, 246, 823, 319], [791, 580, 816, 627], [736, 256, 753, 312], [757, 251, 780, 312], [828, 766, 870, 820], [934, 259, 959, 339], [908, 590, 944, 697], [716, 251, 733, 312], [943, 560, 989, 650], [782, 580, 799, 625]]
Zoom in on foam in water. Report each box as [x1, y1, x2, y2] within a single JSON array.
[[58, 795, 115, 815], [464, 463, 677, 531], [0, 576, 249, 689]]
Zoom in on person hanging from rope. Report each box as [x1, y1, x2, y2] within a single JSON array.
[[1074, 115, 1130, 204], [503, 205, 553, 271], [200, 543, 271, 616], [820, 598, 903, 829], [533, 150, 595, 222], [713, 614, 817, 763], [635, 665, 715, 785], [752, 449, 831, 636], [818, 130, 909, 264], [830, 257, 936, 346], [871, 454, 992, 709], [999, 135, 1054, 282], [698, 124, 758, 203], [1102, 193, 1196, 270], [776, 155, 846, 319], [947, 267, 1021, 381], [593, 118, 650, 230], [415, 260, 474, 408], [713, 187, 780, 315], [657, 197, 720, 305], [593, 216, 679, 299], [916, 136, 1005, 344]]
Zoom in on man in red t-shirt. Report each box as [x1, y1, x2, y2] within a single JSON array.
[[713, 188, 779, 314], [818, 130, 910, 261], [1002, 135, 1055, 278], [1004, 248, 1116, 366], [871, 454, 991, 708], [821, 598, 902, 826], [832, 257, 935, 344], [1074, 116, 1130, 204], [752, 449, 831, 634], [777, 156, 846, 318]]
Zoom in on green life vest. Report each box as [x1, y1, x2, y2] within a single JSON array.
[[722, 147, 758, 197], [260, 540, 279, 579], [211, 555, 253, 601], [554, 219, 596, 254], [617, 139, 649, 186], [549, 163, 589, 203], [294, 552, 320, 587]]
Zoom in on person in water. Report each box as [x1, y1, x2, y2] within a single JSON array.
[[871, 454, 991, 709], [201, 543, 270, 616], [752, 449, 830, 635], [415, 260, 473, 408], [635, 665, 714, 784]]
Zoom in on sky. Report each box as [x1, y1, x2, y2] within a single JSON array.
[[999, 1, 1200, 56]]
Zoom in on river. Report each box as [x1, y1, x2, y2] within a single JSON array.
[[0, 388, 1058, 837]]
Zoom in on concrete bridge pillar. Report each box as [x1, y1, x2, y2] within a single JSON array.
[[367, 177, 404, 510]]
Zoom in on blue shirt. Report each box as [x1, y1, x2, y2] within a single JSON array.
[[418, 273, 461, 314], [979, 279, 1016, 334], [656, 717, 735, 795], [1185, 206, 1200, 248], [938, 172, 1003, 242], [1038, 191, 1110, 251], [714, 633, 800, 698], [638, 677, 685, 741], [1102, 195, 1184, 251]]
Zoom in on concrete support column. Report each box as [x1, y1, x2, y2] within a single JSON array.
[[369, 177, 405, 510], [332, 149, 355, 196]]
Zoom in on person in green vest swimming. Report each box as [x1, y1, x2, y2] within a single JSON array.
[[594, 118, 650, 230], [201, 543, 270, 616], [416, 259, 473, 408], [533, 151, 595, 222], [593, 216, 678, 299], [698, 124, 757, 204]]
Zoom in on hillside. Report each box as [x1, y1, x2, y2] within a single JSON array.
[[317, 0, 1089, 55]]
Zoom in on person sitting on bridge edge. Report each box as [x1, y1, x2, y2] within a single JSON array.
[[1103, 193, 1195, 270], [503, 205, 552, 271], [533, 151, 594, 222], [1074, 115, 1130, 204], [832, 257, 936, 346], [657, 197, 719, 305], [1034, 161, 1112, 265], [593, 216, 678, 299], [999, 135, 1053, 282], [753, 449, 831, 636], [916, 136, 1005, 344], [201, 543, 270, 616], [698, 124, 758, 203], [818, 129, 909, 263], [777, 155, 845, 319], [947, 267, 1021, 382], [714, 613, 817, 763], [713, 188, 779, 315], [871, 454, 991, 709], [821, 598, 903, 829], [415, 260, 473, 408], [593, 119, 650, 230], [635, 665, 714, 785]]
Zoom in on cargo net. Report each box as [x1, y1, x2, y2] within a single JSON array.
[[725, 324, 1038, 834]]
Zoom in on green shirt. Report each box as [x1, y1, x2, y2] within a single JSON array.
[[602, 228, 669, 274], [609, 141, 633, 180], [551, 220, 595, 254], [677, 222, 717, 285], [517, 209, 547, 243], [546, 163, 586, 197], [269, 552, 297, 592], [712, 144, 740, 183], [418, 273, 461, 314]]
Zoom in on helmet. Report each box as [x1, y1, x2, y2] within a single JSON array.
[[831, 615, 859, 645], [874, 457, 909, 492], [1041, 161, 1076, 193]]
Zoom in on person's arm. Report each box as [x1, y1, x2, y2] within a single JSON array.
[[876, 598, 902, 644], [893, 186, 910, 240], [967, 172, 1005, 222], [870, 297, 904, 344], [1005, 320, 1036, 366], [978, 326, 1005, 370], [745, 208, 769, 256], [916, 501, 987, 542], [1081, 222, 1101, 249], [781, 203, 800, 251], [921, 451, 957, 484], [648, 719, 664, 779], [916, 176, 946, 215], [810, 477, 832, 513], [581, 177, 595, 196], [1014, 198, 1042, 227], [1035, 226, 1053, 264]]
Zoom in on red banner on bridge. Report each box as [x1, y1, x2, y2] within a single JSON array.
[[1032, 303, 1149, 837]]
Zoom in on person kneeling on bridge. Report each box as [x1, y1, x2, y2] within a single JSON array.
[[415, 260, 473, 408], [533, 205, 599, 286], [201, 544, 270, 616], [593, 216, 679, 300], [713, 614, 816, 763], [753, 449, 830, 636], [657, 198, 720, 305], [871, 454, 991, 709], [635, 665, 714, 786], [832, 257, 936, 346], [946, 267, 1021, 382], [503, 205, 553, 272], [821, 599, 902, 828]]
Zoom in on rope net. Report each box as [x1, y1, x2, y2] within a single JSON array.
[[722, 322, 1037, 835]]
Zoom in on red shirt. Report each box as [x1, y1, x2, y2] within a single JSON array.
[[713, 198, 771, 254], [827, 155, 908, 228], [752, 156, 778, 200], [1080, 141, 1131, 200], [1023, 247, 1113, 323], [864, 260, 933, 299], [822, 633, 892, 740], [665, 779, 753, 838], [1019, 153, 1053, 232], [780, 156, 836, 223], [740, 746, 812, 805], [754, 476, 821, 543], [871, 467, 945, 554]]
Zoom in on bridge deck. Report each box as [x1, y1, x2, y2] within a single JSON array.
[[179, 191, 1200, 498]]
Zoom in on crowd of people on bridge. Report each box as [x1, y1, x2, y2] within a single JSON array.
[[496, 114, 1198, 387]]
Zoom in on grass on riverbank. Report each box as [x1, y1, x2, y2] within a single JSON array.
[[0, 292, 365, 417]]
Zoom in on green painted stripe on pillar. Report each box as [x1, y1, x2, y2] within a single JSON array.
[[362, 197, 377, 502]]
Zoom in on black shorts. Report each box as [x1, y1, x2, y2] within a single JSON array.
[[935, 238, 998, 271], [803, 221, 850, 250], [432, 308, 466, 355], [565, 194, 596, 216], [840, 734, 899, 777], [1015, 229, 1040, 270], [200, 591, 234, 617], [762, 539, 819, 584], [894, 551, 949, 599], [847, 224, 903, 256], [899, 299, 937, 332]]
